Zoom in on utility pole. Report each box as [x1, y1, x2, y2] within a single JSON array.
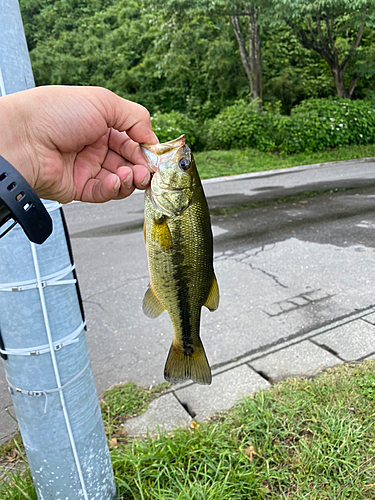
[[0, 2, 117, 498]]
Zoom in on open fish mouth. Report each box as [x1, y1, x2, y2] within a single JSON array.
[[141, 135, 188, 174]]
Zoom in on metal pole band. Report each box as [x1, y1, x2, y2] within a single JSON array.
[[0, 155, 52, 244]]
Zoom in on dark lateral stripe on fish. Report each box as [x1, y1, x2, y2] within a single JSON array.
[[171, 225, 194, 353]]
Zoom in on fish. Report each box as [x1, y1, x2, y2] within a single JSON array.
[[141, 135, 219, 385]]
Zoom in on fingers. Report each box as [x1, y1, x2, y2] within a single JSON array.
[[80, 173, 122, 203], [114, 165, 150, 198], [101, 141, 152, 191], [108, 129, 148, 168], [104, 162, 150, 196], [105, 129, 152, 190], [78, 162, 150, 203]]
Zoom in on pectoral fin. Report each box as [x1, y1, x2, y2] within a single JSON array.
[[143, 283, 166, 318], [204, 274, 219, 312], [152, 219, 172, 250]]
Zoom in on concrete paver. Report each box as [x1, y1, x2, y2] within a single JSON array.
[[123, 393, 192, 437], [174, 365, 270, 423], [249, 340, 342, 382], [314, 319, 375, 361]]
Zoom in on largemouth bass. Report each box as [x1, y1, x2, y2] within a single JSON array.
[[141, 135, 219, 385]]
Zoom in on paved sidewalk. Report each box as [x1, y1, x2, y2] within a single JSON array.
[[124, 308, 375, 436]]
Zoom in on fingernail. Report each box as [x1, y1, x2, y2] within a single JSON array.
[[122, 172, 132, 189], [152, 132, 159, 144], [141, 172, 150, 186], [113, 176, 120, 191]]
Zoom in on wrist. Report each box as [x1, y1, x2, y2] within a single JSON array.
[[0, 94, 37, 189]]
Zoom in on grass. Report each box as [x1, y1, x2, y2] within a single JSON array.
[[1, 361, 375, 499], [194, 143, 375, 179]]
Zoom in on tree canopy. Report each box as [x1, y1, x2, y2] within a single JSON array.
[[269, 0, 375, 97], [19, 0, 375, 117]]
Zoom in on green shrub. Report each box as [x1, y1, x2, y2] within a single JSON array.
[[206, 99, 264, 150], [205, 97, 375, 154], [345, 99, 375, 145], [206, 99, 289, 152], [280, 99, 375, 153], [281, 99, 352, 153], [151, 111, 199, 147]]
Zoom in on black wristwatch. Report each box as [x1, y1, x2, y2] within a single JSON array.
[[0, 155, 53, 244]]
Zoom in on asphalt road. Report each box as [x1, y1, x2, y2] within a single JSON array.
[[63, 158, 375, 388], [1, 158, 375, 443]]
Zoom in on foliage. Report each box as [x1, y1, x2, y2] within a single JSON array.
[[355, 370, 375, 399], [19, 0, 375, 116], [268, 0, 375, 98], [206, 99, 286, 150], [282, 98, 375, 153], [261, 25, 334, 112], [19, 0, 245, 116], [18, 0, 375, 155], [151, 111, 199, 146], [206, 97, 375, 153]]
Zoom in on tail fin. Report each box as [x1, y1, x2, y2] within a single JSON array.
[[164, 339, 212, 385]]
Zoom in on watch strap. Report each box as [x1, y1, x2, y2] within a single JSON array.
[[0, 155, 52, 244]]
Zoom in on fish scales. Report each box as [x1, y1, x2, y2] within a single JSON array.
[[141, 135, 219, 385]]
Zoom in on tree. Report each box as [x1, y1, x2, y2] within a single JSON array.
[[226, 3, 262, 103], [269, 0, 375, 98], [152, 0, 264, 106], [19, 0, 247, 115], [261, 25, 334, 112]]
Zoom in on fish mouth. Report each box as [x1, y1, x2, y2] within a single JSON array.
[[142, 135, 191, 217], [141, 135, 187, 174], [141, 134, 186, 150]]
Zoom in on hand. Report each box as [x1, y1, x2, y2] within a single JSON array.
[[0, 85, 158, 204]]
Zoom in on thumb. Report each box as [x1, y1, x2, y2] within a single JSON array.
[[99, 89, 159, 145]]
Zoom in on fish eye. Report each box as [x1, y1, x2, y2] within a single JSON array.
[[178, 157, 190, 171]]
